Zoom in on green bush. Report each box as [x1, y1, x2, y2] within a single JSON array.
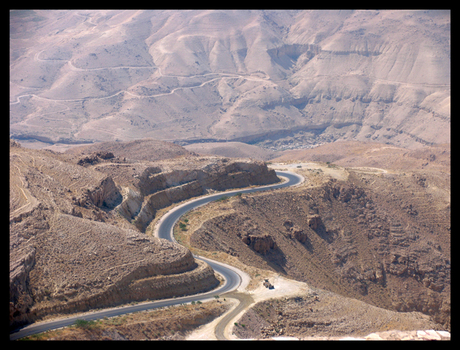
[[215, 196, 229, 202], [74, 319, 98, 329]]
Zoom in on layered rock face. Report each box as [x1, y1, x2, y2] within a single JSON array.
[[11, 213, 218, 325], [10, 140, 278, 329], [114, 158, 279, 232]]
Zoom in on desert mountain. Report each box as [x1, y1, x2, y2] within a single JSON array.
[[9, 138, 278, 329], [9, 9, 451, 339], [10, 10, 450, 150]]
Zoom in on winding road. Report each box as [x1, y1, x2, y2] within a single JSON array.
[[10, 170, 303, 340]]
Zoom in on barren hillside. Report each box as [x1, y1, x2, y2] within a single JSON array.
[[187, 155, 450, 332], [273, 140, 450, 173], [184, 141, 279, 160], [10, 10, 450, 150], [234, 289, 442, 340], [9, 9, 450, 339], [66, 138, 197, 161], [9, 139, 278, 330]]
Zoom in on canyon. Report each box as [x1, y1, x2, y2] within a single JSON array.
[[10, 138, 450, 339], [9, 9, 450, 340]]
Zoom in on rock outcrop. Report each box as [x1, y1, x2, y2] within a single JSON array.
[[114, 159, 280, 232], [241, 232, 277, 255], [283, 220, 308, 243], [307, 214, 322, 230], [74, 175, 122, 209], [190, 169, 450, 330], [77, 151, 115, 166]]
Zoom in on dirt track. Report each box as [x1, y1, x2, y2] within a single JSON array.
[[214, 292, 254, 339]]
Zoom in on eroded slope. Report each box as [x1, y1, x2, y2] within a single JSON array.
[[10, 139, 279, 330], [10, 10, 450, 149], [189, 162, 450, 330]]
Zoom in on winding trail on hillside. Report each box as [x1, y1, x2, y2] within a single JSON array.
[[10, 51, 274, 144], [10, 170, 303, 340], [10, 48, 271, 106], [214, 292, 254, 340]]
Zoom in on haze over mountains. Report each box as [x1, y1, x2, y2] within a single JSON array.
[[9, 10, 452, 339], [10, 9, 450, 151]]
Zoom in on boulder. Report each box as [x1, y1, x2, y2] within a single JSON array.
[[307, 215, 322, 230]]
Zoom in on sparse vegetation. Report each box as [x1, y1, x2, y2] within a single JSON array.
[[9, 8, 451, 341], [22, 301, 229, 340], [215, 195, 229, 202], [215, 192, 243, 203], [74, 319, 99, 330], [191, 158, 450, 332]]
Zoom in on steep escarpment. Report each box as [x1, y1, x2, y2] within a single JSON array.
[[66, 140, 279, 234], [17, 214, 218, 323], [108, 158, 279, 232], [190, 168, 450, 330]]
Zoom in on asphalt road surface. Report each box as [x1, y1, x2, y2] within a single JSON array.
[[10, 170, 303, 340]]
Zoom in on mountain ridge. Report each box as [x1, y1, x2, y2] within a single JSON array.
[[10, 10, 450, 150]]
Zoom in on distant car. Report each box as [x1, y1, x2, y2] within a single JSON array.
[[263, 279, 274, 289]]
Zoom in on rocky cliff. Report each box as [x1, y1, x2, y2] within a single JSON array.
[[112, 158, 279, 232], [10, 140, 278, 330]]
